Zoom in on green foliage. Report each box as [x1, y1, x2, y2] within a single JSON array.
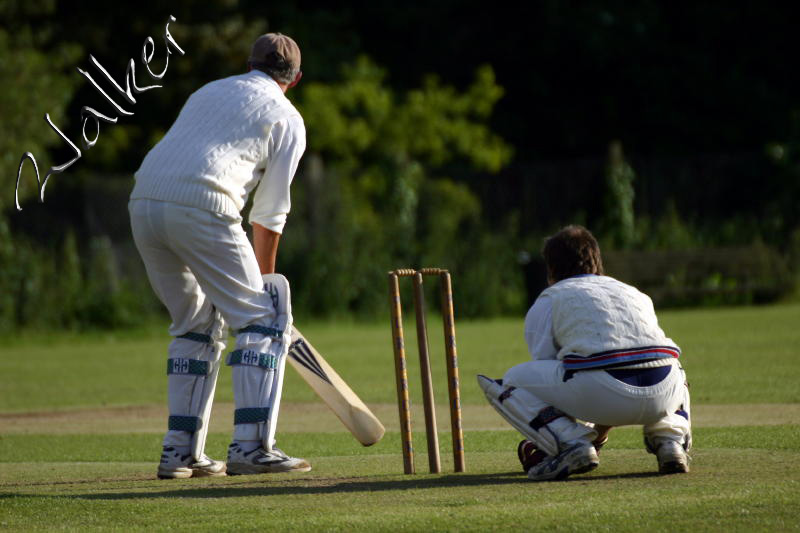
[[598, 140, 636, 249], [301, 58, 511, 171], [604, 243, 795, 308], [0, 0, 82, 210], [0, 222, 159, 332], [595, 190, 800, 306], [762, 134, 800, 250], [282, 57, 518, 318], [634, 201, 699, 250]]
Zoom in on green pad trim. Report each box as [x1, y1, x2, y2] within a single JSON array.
[[176, 332, 212, 344], [168, 415, 201, 432], [238, 324, 283, 338], [234, 407, 270, 424], [227, 349, 278, 369], [167, 358, 211, 375]]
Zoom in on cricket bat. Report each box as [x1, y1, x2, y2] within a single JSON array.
[[287, 327, 385, 446]]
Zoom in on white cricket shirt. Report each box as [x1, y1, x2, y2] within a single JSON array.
[[131, 70, 306, 234], [524, 275, 679, 369]]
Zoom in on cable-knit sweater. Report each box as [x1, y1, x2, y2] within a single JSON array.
[[526, 275, 680, 369], [544, 275, 679, 368], [131, 70, 305, 233]]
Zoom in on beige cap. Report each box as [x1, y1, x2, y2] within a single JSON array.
[[248, 33, 301, 71]]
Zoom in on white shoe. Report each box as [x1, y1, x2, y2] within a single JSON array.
[[157, 446, 227, 479], [226, 443, 312, 475], [527, 441, 599, 481], [654, 439, 690, 474]]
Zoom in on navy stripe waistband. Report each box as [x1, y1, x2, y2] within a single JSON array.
[[606, 365, 672, 387]]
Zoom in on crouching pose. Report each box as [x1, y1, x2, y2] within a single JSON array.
[[129, 32, 309, 478], [478, 225, 691, 481]]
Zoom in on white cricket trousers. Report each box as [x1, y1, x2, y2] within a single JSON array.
[[129, 198, 275, 336], [129, 198, 278, 445], [504, 358, 691, 444]]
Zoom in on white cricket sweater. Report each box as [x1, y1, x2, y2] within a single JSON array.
[[535, 275, 679, 369], [131, 70, 305, 233]]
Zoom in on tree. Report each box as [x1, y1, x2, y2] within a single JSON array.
[[280, 57, 519, 316], [0, 0, 81, 211], [599, 140, 635, 248]]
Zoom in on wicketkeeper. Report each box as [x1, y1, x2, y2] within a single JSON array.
[[478, 225, 691, 481], [129, 33, 309, 478]]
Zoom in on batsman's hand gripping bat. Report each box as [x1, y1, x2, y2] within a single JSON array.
[[287, 327, 385, 446]]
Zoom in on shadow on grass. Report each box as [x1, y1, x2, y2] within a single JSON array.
[[579, 471, 663, 481], [2, 472, 520, 500], [0, 470, 665, 500]]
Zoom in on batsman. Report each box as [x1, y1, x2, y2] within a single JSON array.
[[129, 33, 308, 478], [479, 225, 692, 481]]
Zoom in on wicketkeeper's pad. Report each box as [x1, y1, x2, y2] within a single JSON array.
[[477, 374, 596, 456]]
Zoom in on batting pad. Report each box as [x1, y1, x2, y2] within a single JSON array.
[[477, 375, 596, 456], [229, 273, 293, 450], [165, 332, 223, 460]]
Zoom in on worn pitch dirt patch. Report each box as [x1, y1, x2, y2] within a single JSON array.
[[1, 403, 798, 435]]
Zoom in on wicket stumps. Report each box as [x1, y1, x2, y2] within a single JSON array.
[[388, 268, 465, 474]]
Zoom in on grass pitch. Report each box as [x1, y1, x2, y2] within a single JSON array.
[[1, 304, 799, 531]]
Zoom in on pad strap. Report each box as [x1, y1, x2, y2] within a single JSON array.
[[176, 332, 213, 344], [169, 415, 202, 432], [167, 358, 211, 375], [238, 324, 283, 338], [529, 406, 566, 431], [226, 349, 279, 369], [234, 407, 270, 424], [498, 386, 516, 403]]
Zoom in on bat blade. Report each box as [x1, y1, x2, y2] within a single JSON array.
[[287, 327, 385, 446]]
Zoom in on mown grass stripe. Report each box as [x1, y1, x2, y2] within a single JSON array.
[[0, 426, 797, 464]]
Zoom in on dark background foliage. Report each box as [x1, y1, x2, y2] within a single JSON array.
[[2, 0, 799, 330]]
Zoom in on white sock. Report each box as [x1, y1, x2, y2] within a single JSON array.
[[235, 440, 262, 453]]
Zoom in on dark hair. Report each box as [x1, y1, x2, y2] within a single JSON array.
[[249, 52, 299, 84], [542, 225, 604, 282]]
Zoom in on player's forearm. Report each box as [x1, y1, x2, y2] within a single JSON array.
[[252, 223, 281, 274]]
